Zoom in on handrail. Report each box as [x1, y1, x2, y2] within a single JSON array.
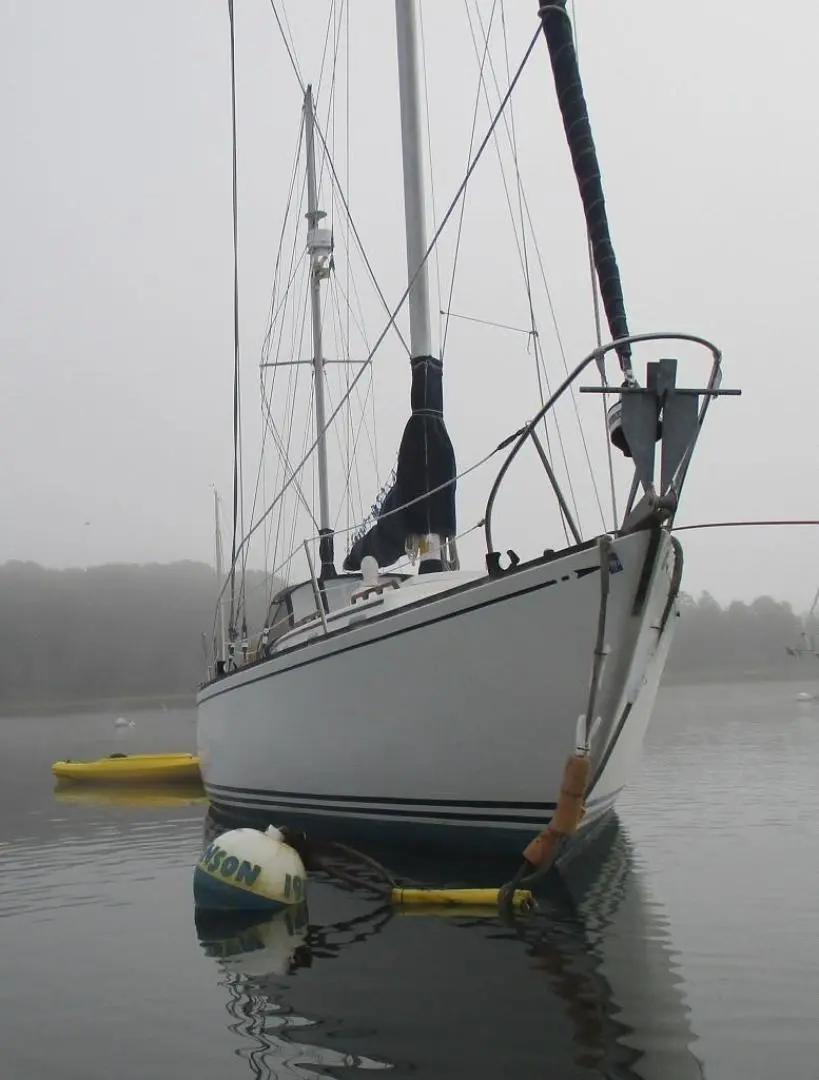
[[267, 595, 388, 655], [303, 540, 329, 635], [483, 332, 723, 554]]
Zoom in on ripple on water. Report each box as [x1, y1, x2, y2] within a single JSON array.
[[1, 688, 817, 1079], [0, 816, 203, 918]]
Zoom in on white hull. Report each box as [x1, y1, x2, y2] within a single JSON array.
[[197, 529, 679, 855]]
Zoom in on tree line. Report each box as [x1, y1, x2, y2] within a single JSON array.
[[0, 560, 272, 711], [0, 560, 814, 710], [665, 590, 818, 684]]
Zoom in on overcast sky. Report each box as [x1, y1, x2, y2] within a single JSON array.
[[1, 1, 817, 608]]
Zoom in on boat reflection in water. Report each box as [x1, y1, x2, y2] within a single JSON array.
[[52, 782, 207, 810], [195, 813, 703, 1079]]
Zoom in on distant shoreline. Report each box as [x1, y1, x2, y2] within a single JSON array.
[[1, 668, 818, 717], [662, 667, 819, 688], [0, 692, 197, 718]]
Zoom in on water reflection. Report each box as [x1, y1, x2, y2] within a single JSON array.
[[196, 905, 394, 1075], [196, 906, 312, 978], [195, 815, 704, 1080], [52, 782, 207, 809]]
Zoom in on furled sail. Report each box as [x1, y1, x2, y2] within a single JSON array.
[[537, 1, 632, 374], [343, 354, 456, 571], [344, 2, 456, 575]]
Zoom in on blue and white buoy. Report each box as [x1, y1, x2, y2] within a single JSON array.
[[194, 826, 307, 912]]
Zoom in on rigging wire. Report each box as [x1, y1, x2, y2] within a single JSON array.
[[472, 1, 608, 537], [221, 13, 545, 604], [212, 467, 510, 653], [345, 0, 353, 541], [257, 5, 615, 573], [286, 370, 315, 582], [325, 282, 376, 461], [260, 117, 307, 372], [262, 251, 309, 350], [441, 309, 535, 336], [258, 127, 309, 582], [226, 0, 243, 638], [326, 280, 377, 527], [266, 258, 312, 589], [316, 0, 346, 199], [254, 206, 314, 552], [269, 0, 410, 360], [228, 23, 545, 579], [255, 103, 304, 592], [268, 1, 304, 88], [267, 4, 380, 562], [464, 2, 573, 542], [235, 433, 517, 624], [303, 0, 361, 538], [258, 105, 321, 587], [230, 4, 621, 606], [499, 1, 576, 542], [476, 2, 614, 536], [441, 0, 497, 363], [588, 242, 618, 529], [218, 512, 819, 653], [321, 265, 371, 360], [265, 3, 323, 590], [571, 4, 619, 531], [311, 129, 411, 356], [672, 520, 819, 534], [283, 278, 314, 579], [259, 386, 319, 529], [323, 296, 364, 511]]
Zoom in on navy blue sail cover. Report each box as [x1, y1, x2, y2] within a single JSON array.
[[344, 355, 456, 571], [538, 1, 632, 370]]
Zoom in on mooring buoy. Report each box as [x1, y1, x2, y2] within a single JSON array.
[[194, 826, 307, 912]]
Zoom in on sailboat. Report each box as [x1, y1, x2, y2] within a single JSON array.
[[197, 2, 737, 855], [786, 585, 819, 660]]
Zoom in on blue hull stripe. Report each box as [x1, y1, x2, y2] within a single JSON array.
[[206, 782, 560, 812], [203, 793, 622, 859], [204, 783, 621, 827]]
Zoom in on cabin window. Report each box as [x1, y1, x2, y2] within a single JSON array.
[[288, 583, 322, 625], [266, 599, 292, 643]]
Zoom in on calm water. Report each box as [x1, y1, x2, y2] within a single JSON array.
[[2, 682, 818, 1079]]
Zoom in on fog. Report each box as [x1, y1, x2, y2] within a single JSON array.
[[1, 2, 817, 607], [0, 560, 809, 710]]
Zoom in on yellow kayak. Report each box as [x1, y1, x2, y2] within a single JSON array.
[[51, 752, 201, 785]]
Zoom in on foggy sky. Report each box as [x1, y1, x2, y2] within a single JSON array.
[[1, 1, 817, 608]]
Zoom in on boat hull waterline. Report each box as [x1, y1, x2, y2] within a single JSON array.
[[197, 530, 677, 855]]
